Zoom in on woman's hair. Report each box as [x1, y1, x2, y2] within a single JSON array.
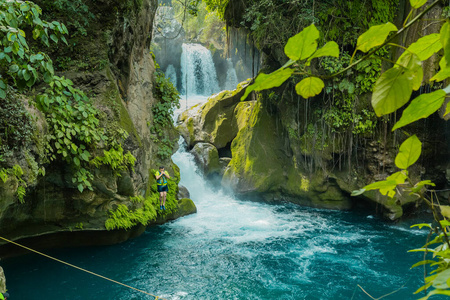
[[159, 166, 164, 169]]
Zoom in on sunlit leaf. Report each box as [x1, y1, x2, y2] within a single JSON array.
[[445, 102, 450, 117], [410, 0, 427, 8], [307, 41, 339, 65], [419, 289, 450, 300], [241, 68, 294, 100], [295, 77, 324, 98], [433, 268, 450, 289], [441, 21, 450, 65], [440, 205, 450, 219], [372, 67, 413, 116], [284, 23, 320, 61], [361, 179, 398, 197], [411, 180, 436, 193], [395, 52, 422, 90], [395, 134, 422, 169], [356, 22, 398, 53], [406, 33, 442, 61], [392, 90, 446, 130], [411, 260, 437, 269], [410, 223, 432, 229]]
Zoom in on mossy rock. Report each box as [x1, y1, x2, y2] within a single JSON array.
[[190, 143, 221, 176]]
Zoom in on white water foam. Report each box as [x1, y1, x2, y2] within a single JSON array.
[[180, 43, 220, 96]]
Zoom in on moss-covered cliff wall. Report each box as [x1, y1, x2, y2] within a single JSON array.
[[0, 0, 196, 254]]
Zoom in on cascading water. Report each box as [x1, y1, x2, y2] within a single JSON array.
[[224, 58, 238, 91], [180, 43, 220, 96], [165, 64, 177, 88]]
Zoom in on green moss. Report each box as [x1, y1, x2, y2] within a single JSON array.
[[105, 198, 158, 230], [101, 68, 141, 145]]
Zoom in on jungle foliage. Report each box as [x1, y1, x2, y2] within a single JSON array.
[[0, 0, 135, 196]]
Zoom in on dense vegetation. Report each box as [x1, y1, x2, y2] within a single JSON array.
[[0, 0, 134, 198]]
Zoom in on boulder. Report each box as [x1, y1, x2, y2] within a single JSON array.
[[190, 143, 221, 176]]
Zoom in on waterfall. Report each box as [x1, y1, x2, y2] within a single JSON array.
[[180, 43, 220, 96], [224, 58, 238, 91], [164, 64, 177, 88]]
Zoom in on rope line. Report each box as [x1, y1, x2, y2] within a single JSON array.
[[0, 236, 166, 300]]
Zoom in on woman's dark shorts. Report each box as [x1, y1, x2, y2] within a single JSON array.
[[157, 185, 168, 192]]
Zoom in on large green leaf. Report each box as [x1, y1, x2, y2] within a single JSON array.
[[295, 77, 324, 98], [410, 0, 427, 8], [396, 52, 423, 90], [284, 24, 320, 61], [395, 135, 422, 170], [440, 205, 450, 220], [441, 21, 450, 67], [405, 33, 442, 61], [241, 68, 294, 100], [306, 41, 339, 65], [392, 90, 446, 130], [356, 22, 398, 53], [372, 67, 413, 116]]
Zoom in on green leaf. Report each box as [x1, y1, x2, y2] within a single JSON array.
[[395, 134, 422, 169], [9, 64, 19, 73], [410, 0, 427, 8], [356, 22, 398, 53], [441, 21, 450, 66], [445, 102, 450, 117], [50, 34, 58, 43], [386, 171, 407, 184], [77, 183, 84, 193], [362, 179, 398, 197], [433, 268, 450, 289], [410, 223, 432, 229], [405, 33, 442, 61], [392, 90, 446, 130], [396, 52, 423, 90], [431, 57, 450, 82], [440, 205, 450, 219], [284, 23, 320, 61], [32, 28, 40, 39], [411, 180, 436, 193], [372, 67, 413, 116], [411, 260, 437, 269], [0, 89, 6, 99], [0, 80, 6, 89], [295, 77, 324, 98], [73, 156, 80, 167], [241, 68, 294, 100], [307, 41, 339, 65]]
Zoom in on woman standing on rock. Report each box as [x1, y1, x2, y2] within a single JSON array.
[[155, 166, 170, 210]]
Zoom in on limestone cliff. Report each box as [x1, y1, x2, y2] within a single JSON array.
[[0, 0, 196, 254]]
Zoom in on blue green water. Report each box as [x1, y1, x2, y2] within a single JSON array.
[[1, 147, 436, 299]]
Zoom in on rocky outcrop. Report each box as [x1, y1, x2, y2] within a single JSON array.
[[178, 83, 353, 210], [0, 0, 195, 253]]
